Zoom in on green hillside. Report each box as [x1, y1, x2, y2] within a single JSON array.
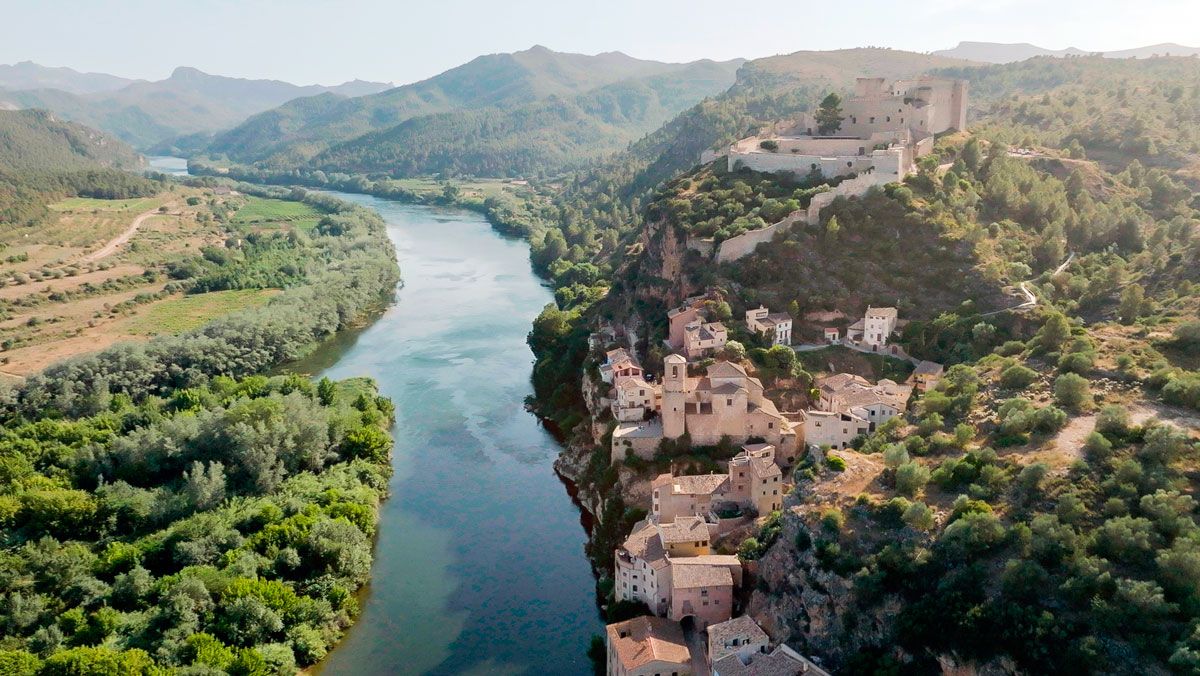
[[0, 108, 142, 173], [308, 60, 745, 177], [0, 109, 156, 227], [204, 46, 744, 170]]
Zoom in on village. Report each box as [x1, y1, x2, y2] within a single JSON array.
[[596, 297, 946, 676], [596, 76, 964, 676]]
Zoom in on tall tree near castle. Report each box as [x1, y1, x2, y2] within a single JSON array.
[[815, 92, 845, 135]]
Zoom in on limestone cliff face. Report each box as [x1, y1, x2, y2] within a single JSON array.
[[625, 216, 697, 311], [747, 510, 902, 668]]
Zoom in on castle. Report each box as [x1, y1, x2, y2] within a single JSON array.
[[724, 77, 968, 184]]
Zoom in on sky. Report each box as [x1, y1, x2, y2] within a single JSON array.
[[2, 0, 1199, 86]]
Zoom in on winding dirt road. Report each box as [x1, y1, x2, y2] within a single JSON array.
[[82, 204, 169, 263]]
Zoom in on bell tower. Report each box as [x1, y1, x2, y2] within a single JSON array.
[[662, 354, 687, 439]]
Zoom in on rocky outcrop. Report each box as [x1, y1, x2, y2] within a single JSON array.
[[746, 509, 902, 669]]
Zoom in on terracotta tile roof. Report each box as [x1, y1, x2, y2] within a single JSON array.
[[707, 361, 749, 379], [658, 516, 711, 544], [713, 645, 832, 676], [606, 616, 689, 671], [620, 519, 667, 565], [819, 373, 870, 393], [712, 381, 748, 396], [866, 306, 898, 319], [708, 616, 769, 661], [914, 360, 944, 375], [656, 473, 730, 496], [671, 562, 733, 589]]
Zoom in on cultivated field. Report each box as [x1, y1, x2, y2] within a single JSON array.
[[0, 189, 318, 380]]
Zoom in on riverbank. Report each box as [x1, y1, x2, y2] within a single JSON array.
[[289, 193, 602, 675]]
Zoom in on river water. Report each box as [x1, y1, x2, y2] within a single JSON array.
[[146, 159, 601, 674], [290, 193, 601, 675]]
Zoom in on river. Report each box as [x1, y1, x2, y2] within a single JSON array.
[[146, 159, 602, 674], [302, 193, 602, 675]]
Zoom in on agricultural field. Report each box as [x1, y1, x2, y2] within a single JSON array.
[[229, 195, 324, 232], [0, 187, 305, 379]]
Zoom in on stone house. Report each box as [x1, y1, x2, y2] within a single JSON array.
[[912, 360, 944, 392], [803, 409, 871, 450], [847, 306, 899, 348], [667, 293, 710, 350], [806, 372, 910, 448], [613, 377, 660, 422], [670, 559, 736, 628], [816, 373, 909, 430], [707, 615, 769, 666], [651, 445, 784, 523], [601, 348, 644, 385], [605, 616, 692, 676], [683, 320, 728, 359], [614, 517, 742, 628], [713, 644, 830, 676], [652, 473, 730, 524], [745, 306, 793, 346]]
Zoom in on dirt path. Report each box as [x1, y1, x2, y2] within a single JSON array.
[[82, 204, 167, 263]]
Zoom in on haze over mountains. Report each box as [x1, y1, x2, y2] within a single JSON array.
[[934, 41, 1200, 64], [0, 63, 392, 150]]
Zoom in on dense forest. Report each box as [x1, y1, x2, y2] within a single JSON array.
[[201, 48, 742, 174], [0, 107, 403, 670]]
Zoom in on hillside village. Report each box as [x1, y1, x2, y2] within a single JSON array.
[[585, 70, 1197, 674], [596, 289, 943, 674], [590, 83, 969, 673]]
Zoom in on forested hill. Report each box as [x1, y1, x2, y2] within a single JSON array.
[[0, 109, 142, 173], [307, 60, 745, 178], [202, 46, 744, 171], [0, 66, 392, 150]]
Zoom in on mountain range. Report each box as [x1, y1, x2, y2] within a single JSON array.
[[204, 46, 745, 175], [933, 41, 1200, 64], [0, 63, 392, 150]]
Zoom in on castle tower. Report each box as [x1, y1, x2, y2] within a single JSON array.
[[662, 354, 687, 439]]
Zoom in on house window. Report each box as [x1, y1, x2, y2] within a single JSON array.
[[869, 116, 875, 123], [701, 589, 708, 597], [726, 398, 733, 406], [632, 585, 638, 592], [886, 116, 891, 122], [768, 422, 774, 429]]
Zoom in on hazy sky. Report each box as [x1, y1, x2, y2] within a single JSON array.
[[2, 0, 1199, 85]]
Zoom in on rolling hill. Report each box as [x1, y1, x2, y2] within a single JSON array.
[[0, 108, 142, 173], [934, 41, 1200, 64], [204, 46, 744, 171], [0, 66, 392, 149]]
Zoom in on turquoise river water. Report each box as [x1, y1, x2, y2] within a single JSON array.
[[147, 160, 602, 675]]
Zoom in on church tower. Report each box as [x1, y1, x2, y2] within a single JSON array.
[[662, 354, 687, 439]]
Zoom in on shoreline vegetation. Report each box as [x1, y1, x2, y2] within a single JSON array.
[[0, 183, 402, 673]]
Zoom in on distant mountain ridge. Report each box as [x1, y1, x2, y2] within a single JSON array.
[[0, 108, 142, 173], [204, 46, 745, 173], [934, 41, 1200, 64], [0, 61, 136, 95], [0, 64, 393, 149]]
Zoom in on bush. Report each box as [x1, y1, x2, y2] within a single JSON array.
[[826, 453, 847, 472], [1054, 373, 1092, 410], [1000, 364, 1038, 390], [895, 461, 930, 497], [821, 508, 845, 532]]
